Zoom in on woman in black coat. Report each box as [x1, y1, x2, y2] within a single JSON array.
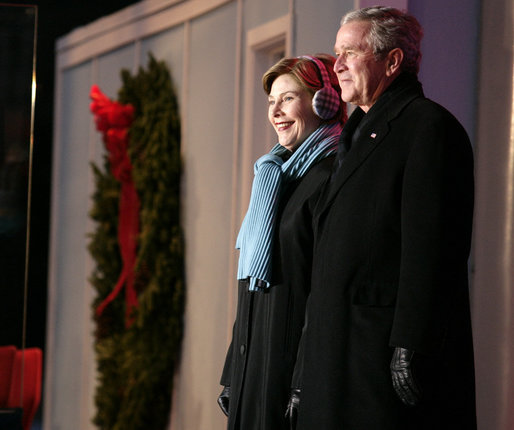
[[217, 54, 346, 430]]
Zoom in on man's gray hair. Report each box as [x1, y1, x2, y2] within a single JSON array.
[[341, 6, 423, 75]]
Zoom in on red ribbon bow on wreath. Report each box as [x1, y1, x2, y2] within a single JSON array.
[[90, 84, 140, 327]]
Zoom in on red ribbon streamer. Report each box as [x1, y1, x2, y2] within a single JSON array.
[[90, 85, 139, 327]]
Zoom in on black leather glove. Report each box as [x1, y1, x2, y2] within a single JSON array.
[[390, 347, 421, 406], [217, 386, 230, 416], [285, 388, 300, 430]]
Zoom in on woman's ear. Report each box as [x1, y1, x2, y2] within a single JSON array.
[[385, 48, 404, 77]]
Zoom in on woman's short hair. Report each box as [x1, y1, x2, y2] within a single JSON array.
[[262, 54, 346, 124], [341, 6, 423, 75]]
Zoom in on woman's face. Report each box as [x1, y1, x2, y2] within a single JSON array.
[[267, 73, 321, 151]]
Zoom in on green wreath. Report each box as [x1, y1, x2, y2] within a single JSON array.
[[88, 54, 184, 430]]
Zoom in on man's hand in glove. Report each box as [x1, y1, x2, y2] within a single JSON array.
[[390, 347, 422, 406], [217, 386, 230, 416], [285, 388, 300, 430]]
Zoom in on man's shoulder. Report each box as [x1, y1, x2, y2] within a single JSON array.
[[393, 96, 471, 148], [405, 96, 459, 123], [389, 95, 465, 135]]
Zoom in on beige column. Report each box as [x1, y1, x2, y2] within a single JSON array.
[[472, 1, 514, 429]]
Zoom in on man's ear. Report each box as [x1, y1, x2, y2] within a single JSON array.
[[385, 48, 404, 77]]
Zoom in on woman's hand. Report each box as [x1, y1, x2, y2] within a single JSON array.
[[217, 386, 231, 416], [285, 388, 301, 430]]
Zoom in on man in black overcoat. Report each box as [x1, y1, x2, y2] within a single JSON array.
[[287, 6, 477, 430]]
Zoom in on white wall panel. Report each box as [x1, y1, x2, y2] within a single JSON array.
[[171, 3, 237, 429], [295, 0, 354, 56], [47, 61, 95, 430], [243, 0, 288, 31], [140, 26, 185, 97], [97, 44, 137, 99]]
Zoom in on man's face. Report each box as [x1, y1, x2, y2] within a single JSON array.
[[333, 20, 390, 112]]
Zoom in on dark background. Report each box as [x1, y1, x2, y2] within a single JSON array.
[[1, 0, 139, 353], [1, 4, 36, 348]]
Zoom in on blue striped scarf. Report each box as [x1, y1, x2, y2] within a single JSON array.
[[236, 122, 342, 291]]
